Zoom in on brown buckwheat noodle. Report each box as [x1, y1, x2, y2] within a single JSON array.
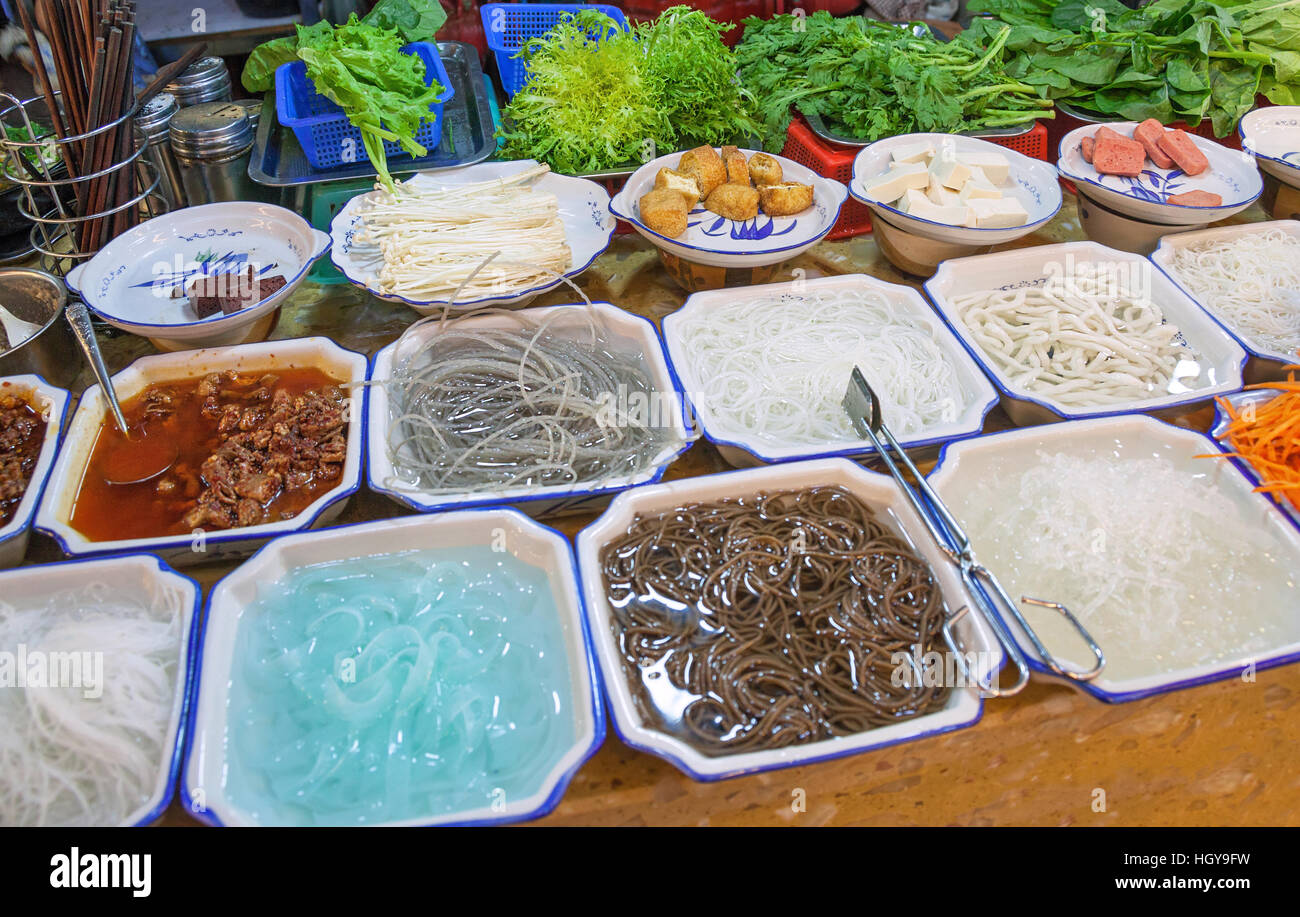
[[600, 485, 951, 757]]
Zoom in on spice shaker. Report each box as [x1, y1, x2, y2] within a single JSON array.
[[164, 56, 233, 107], [170, 102, 271, 205], [134, 92, 186, 211]]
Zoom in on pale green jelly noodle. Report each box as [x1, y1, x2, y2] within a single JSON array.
[[223, 547, 577, 825]]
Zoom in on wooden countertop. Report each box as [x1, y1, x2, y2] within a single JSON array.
[[39, 194, 1293, 827]]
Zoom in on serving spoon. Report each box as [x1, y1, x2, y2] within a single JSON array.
[[66, 301, 177, 486]]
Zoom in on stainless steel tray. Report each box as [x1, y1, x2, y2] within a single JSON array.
[[248, 42, 498, 187], [800, 108, 1036, 148]]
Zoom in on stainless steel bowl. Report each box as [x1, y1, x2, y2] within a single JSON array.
[[0, 267, 77, 387]]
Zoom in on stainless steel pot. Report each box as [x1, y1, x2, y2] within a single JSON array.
[[0, 267, 77, 387]]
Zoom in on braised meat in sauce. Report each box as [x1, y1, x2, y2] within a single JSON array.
[[0, 389, 46, 526], [71, 368, 348, 541]]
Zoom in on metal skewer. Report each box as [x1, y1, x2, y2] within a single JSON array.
[[843, 367, 1105, 696]]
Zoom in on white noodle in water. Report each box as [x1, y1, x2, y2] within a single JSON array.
[[1165, 228, 1300, 358], [0, 583, 184, 826], [952, 450, 1300, 681], [950, 264, 1207, 407], [357, 163, 571, 302], [673, 286, 971, 446]]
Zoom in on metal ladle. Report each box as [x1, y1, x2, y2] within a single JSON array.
[[66, 300, 176, 486]]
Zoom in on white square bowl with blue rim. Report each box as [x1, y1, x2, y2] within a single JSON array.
[[574, 457, 1003, 781], [661, 273, 999, 468], [181, 508, 604, 826], [926, 414, 1300, 703], [924, 241, 1247, 426], [0, 374, 68, 568], [848, 132, 1062, 246], [63, 202, 331, 352], [367, 301, 694, 518], [35, 337, 367, 567], [1149, 219, 1300, 378], [1057, 121, 1262, 225], [609, 149, 849, 268], [1209, 388, 1300, 535], [0, 552, 201, 825], [1239, 105, 1300, 189], [329, 160, 616, 315]]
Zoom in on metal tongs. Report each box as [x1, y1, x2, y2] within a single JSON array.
[[843, 367, 1105, 697]]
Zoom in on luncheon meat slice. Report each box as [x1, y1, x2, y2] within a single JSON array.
[[1157, 130, 1209, 176], [1133, 119, 1176, 169]]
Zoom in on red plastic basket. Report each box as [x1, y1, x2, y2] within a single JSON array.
[[780, 117, 1051, 240]]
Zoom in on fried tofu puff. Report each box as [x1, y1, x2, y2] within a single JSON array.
[[759, 182, 814, 217], [639, 188, 690, 238], [678, 145, 726, 198], [654, 167, 701, 209], [747, 152, 783, 188], [721, 146, 750, 185], [705, 182, 760, 221]]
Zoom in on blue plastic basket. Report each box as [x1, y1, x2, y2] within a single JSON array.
[[275, 42, 455, 170], [481, 3, 628, 99]]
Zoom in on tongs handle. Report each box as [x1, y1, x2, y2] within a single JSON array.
[[866, 415, 1105, 687]]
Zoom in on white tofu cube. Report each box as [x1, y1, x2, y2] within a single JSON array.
[[969, 197, 1029, 228], [905, 196, 970, 225], [891, 141, 935, 165], [962, 151, 1010, 184], [958, 173, 1003, 203], [898, 188, 931, 213], [865, 161, 929, 202], [926, 175, 962, 206], [930, 157, 972, 191]]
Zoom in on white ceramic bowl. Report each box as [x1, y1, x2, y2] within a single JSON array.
[[63, 202, 330, 352], [182, 509, 603, 826], [924, 241, 1247, 426], [927, 414, 1300, 702], [1239, 105, 1300, 189], [1210, 389, 1300, 534], [0, 374, 68, 568], [36, 337, 367, 566], [661, 273, 998, 467], [848, 132, 1061, 245], [367, 302, 693, 517], [1150, 219, 1300, 371], [330, 160, 615, 314], [609, 149, 848, 268], [0, 552, 200, 825], [575, 458, 1003, 781], [1057, 121, 1262, 224]]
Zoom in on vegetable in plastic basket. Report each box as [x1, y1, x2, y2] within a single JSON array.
[[498, 6, 761, 174], [240, 0, 448, 93], [961, 0, 1300, 137], [735, 12, 1055, 150]]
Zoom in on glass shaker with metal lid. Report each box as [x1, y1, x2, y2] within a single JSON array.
[[164, 56, 234, 107], [133, 92, 186, 211], [170, 102, 270, 205]]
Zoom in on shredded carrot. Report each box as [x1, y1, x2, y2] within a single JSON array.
[[1207, 356, 1300, 512]]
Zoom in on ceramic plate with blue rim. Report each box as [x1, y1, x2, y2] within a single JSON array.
[[182, 509, 604, 826], [574, 457, 1003, 781], [0, 552, 201, 825], [35, 337, 368, 567], [848, 132, 1061, 246], [1149, 220, 1300, 371], [366, 301, 694, 517], [926, 414, 1300, 703], [329, 160, 615, 315], [924, 240, 1247, 427], [1057, 121, 1262, 225], [1210, 389, 1300, 534], [0, 374, 68, 569], [609, 149, 848, 268], [661, 273, 999, 469], [1239, 105, 1300, 190], [63, 202, 330, 352]]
